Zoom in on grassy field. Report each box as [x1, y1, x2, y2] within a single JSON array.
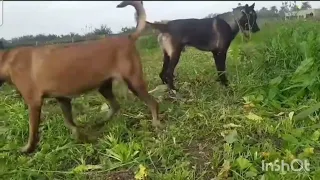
[[1, 20, 320, 180]]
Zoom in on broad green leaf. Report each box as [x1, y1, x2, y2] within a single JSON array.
[[303, 147, 314, 156], [233, 142, 244, 154], [73, 165, 87, 173], [100, 103, 109, 112], [250, 166, 258, 173], [291, 73, 316, 85], [255, 94, 264, 102], [246, 112, 263, 122], [217, 160, 231, 179], [73, 164, 102, 173], [269, 76, 283, 86], [293, 57, 314, 76], [224, 130, 238, 144], [135, 164, 148, 180], [291, 128, 304, 138], [284, 149, 295, 161], [294, 102, 320, 121], [282, 134, 299, 144], [268, 87, 279, 100], [236, 156, 252, 170], [311, 130, 320, 141], [299, 41, 308, 57], [246, 171, 257, 178]]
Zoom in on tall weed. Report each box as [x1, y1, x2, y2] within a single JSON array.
[[239, 20, 320, 109]]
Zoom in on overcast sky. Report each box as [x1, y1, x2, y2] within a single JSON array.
[[0, 1, 319, 40]]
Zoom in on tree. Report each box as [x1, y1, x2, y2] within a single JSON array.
[[278, 6, 286, 17], [301, 1, 312, 10], [270, 6, 278, 14], [279, 2, 290, 17], [258, 7, 273, 18], [93, 25, 112, 35], [290, 4, 299, 12], [121, 26, 135, 34], [284, 1, 299, 12], [70, 32, 75, 42], [70, 32, 75, 37], [279, 1, 298, 17]]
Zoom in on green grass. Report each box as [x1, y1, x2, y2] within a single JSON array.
[[1, 20, 320, 180]]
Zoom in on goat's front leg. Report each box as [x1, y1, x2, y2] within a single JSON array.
[[20, 98, 43, 153], [212, 51, 228, 86]]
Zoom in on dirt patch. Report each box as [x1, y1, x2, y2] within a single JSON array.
[[184, 141, 217, 178], [87, 170, 135, 180]]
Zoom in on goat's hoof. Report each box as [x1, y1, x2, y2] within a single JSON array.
[[152, 121, 164, 129], [161, 79, 168, 85], [222, 82, 229, 87], [71, 127, 87, 142], [20, 144, 35, 154]]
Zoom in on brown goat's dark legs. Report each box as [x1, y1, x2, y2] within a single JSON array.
[[56, 97, 80, 135], [213, 52, 228, 86], [98, 79, 120, 120]]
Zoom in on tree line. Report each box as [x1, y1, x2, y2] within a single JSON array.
[[205, 1, 312, 18], [0, 24, 139, 48]]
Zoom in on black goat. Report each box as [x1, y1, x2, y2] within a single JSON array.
[[147, 3, 260, 90]]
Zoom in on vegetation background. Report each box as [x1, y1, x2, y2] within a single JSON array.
[[0, 1, 314, 49]]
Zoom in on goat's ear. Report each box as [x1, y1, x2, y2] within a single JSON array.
[[250, 3, 255, 9]]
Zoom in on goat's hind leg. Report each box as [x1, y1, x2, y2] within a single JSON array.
[[56, 97, 82, 139], [125, 74, 162, 128], [98, 79, 120, 122]]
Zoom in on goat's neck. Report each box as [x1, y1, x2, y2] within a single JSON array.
[[230, 20, 240, 40]]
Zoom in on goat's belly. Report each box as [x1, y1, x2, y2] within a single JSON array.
[[188, 43, 213, 51], [44, 85, 99, 98], [185, 39, 213, 52], [41, 77, 106, 98]]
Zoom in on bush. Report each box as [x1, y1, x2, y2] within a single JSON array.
[[238, 20, 320, 109], [137, 35, 159, 50]]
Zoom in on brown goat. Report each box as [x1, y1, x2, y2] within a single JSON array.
[[0, 1, 162, 153]]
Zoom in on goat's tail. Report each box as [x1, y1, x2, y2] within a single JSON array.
[[117, 1, 146, 41], [146, 21, 169, 33]]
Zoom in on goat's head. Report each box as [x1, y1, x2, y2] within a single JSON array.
[[239, 3, 260, 33]]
